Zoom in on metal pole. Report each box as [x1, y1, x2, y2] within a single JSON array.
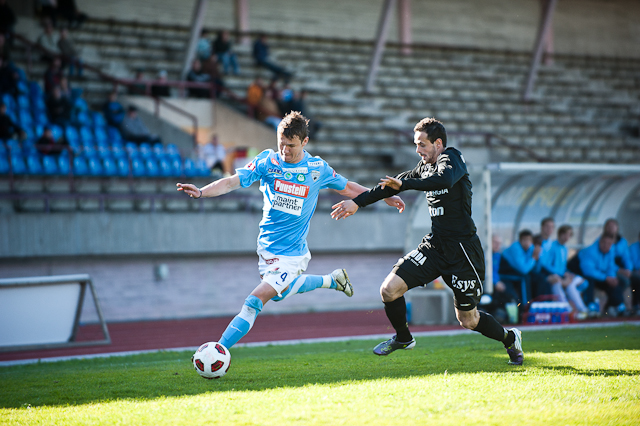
[[181, 0, 208, 80], [398, 0, 412, 56], [235, 0, 250, 45], [365, 0, 396, 93], [483, 168, 493, 294], [522, 0, 558, 102]]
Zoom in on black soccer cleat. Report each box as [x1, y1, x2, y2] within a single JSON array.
[[505, 328, 523, 365], [373, 335, 416, 356]]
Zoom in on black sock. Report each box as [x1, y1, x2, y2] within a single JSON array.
[[474, 311, 510, 344], [384, 296, 412, 342]]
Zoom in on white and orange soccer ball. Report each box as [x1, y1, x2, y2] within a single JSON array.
[[192, 342, 231, 379]]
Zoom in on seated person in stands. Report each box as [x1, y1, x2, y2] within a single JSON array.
[[252, 34, 292, 83], [43, 57, 63, 96], [603, 218, 633, 288], [529, 218, 556, 299], [578, 233, 627, 317], [483, 234, 520, 323], [103, 91, 125, 127], [539, 224, 588, 319], [0, 57, 19, 97], [57, 28, 83, 77], [46, 85, 72, 125], [499, 229, 541, 304], [186, 58, 212, 99], [128, 69, 147, 95], [119, 105, 161, 145], [257, 90, 282, 130], [629, 231, 640, 315], [213, 30, 239, 75], [151, 70, 171, 97], [246, 76, 265, 116], [196, 29, 212, 62], [36, 20, 59, 61], [36, 125, 68, 155], [198, 134, 229, 175], [0, 102, 25, 140]]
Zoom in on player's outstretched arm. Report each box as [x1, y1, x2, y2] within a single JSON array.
[[331, 180, 405, 220], [176, 174, 241, 199]]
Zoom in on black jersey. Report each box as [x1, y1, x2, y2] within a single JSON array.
[[353, 146, 477, 239]]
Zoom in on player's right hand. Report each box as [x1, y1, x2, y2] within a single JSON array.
[[331, 200, 358, 220], [176, 183, 202, 198]]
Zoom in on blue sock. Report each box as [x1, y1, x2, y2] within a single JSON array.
[[219, 295, 263, 348]]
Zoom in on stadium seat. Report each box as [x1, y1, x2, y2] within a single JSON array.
[[107, 126, 122, 143], [170, 157, 182, 176], [50, 125, 64, 142], [34, 111, 48, 126], [195, 159, 210, 176], [21, 139, 38, 157], [110, 143, 126, 159], [144, 158, 159, 177], [138, 143, 152, 158], [92, 112, 107, 128], [17, 80, 28, 95], [0, 155, 9, 174], [102, 157, 118, 176], [94, 127, 108, 146], [18, 109, 33, 128], [30, 96, 47, 115], [42, 155, 59, 175], [17, 95, 30, 109], [131, 157, 146, 177], [82, 143, 97, 158], [183, 158, 197, 177], [79, 126, 94, 145], [6, 139, 21, 154], [65, 126, 80, 146], [10, 155, 27, 174], [115, 157, 130, 176], [74, 110, 91, 127], [57, 155, 71, 175], [26, 155, 43, 174], [2, 93, 16, 111], [73, 156, 89, 176], [87, 156, 104, 176], [125, 141, 139, 156], [152, 143, 165, 158], [166, 143, 180, 156], [0, 141, 6, 156], [158, 158, 173, 177]]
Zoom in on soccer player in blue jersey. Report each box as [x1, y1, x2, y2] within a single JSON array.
[[177, 111, 405, 349]]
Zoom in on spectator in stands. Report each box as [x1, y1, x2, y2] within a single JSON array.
[[57, 0, 87, 29], [0, 102, 25, 140], [103, 91, 125, 127], [57, 28, 83, 78], [58, 76, 72, 99], [578, 233, 626, 317], [530, 217, 556, 298], [539, 224, 589, 319], [196, 29, 212, 62], [120, 105, 161, 145], [213, 30, 239, 75], [43, 57, 63, 96], [46, 85, 72, 125], [201, 55, 225, 93], [0, 34, 11, 62], [36, 20, 60, 61], [603, 218, 633, 286], [36, 125, 68, 155], [629, 231, 640, 315], [151, 70, 170, 97], [198, 134, 229, 175], [257, 90, 282, 131], [277, 83, 294, 115], [290, 89, 321, 137], [246, 76, 264, 117], [252, 34, 292, 83], [126, 69, 146, 95], [485, 234, 519, 323], [499, 229, 541, 304], [0, 0, 17, 42], [0, 57, 19, 97], [186, 58, 213, 99]]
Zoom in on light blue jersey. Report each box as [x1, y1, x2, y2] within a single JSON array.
[[236, 149, 348, 256]]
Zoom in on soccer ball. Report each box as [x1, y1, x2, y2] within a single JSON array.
[[192, 341, 231, 379]]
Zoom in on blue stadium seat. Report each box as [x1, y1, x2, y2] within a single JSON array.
[[82, 143, 97, 158], [138, 143, 152, 158], [2, 93, 16, 111], [57, 155, 71, 175], [116, 157, 130, 176], [144, 158, 159, 177], [94, 127, 108, 146], [26, 154, 43, 174], [21, 139, 38, 157], [183, 158, 197, 177], [65, 126, 80, 145], [92, 111, 107, 128], [17, 80, 28, 95], [0, 141, 6, 156], [110, 143, 126, 159], [17, 95, 30, 109], [152, 143, 165, 158], [0, 155, 9, 174], [6, 139, 21, 154], [29, 81, 43, 99], [107, 126, 122, 143], [170, 157, 182, 176], [195, 159, 210, 176], [73, 156, 89, 176], [50, 125, 64, 141], [102, 157, 118, 176], [42, 155, 59, 175], [87, 156, 104, 176], [79, 126, 94, 144], [131, 157, 146, 177], [125, 141, 139, 156], [16, 67, 27, 82], [18, 109, 33, 128], [34, 111, 48, 126], [74, 110, 91, 127], [10, 155, 27, 174], [166, 144, 180, 156], [31, 96, 47, 115]]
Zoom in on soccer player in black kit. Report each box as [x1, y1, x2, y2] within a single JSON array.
[[331, 117, 523, 365]]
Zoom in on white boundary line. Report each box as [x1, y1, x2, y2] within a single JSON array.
[[1, 320, 638, 367]]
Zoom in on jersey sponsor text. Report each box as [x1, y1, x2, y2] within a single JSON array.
[[272, 193, 304, 216], [429, 206, 445, 217], [274, 179, 309, 198]]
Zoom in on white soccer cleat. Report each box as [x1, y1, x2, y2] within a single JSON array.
[[331, 268, 353, 297]]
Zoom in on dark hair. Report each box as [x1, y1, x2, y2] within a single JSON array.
[[532, 234, 543, 246], [541, 217, 554, 227], [557, 224, 573, 237], [604, 218, 618, 229], [518, 229, 533, 240], [413, 117, 447, 147], [278, 111, 309, 141]]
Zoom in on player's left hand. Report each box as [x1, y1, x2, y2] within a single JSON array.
[[331, 199, 358, 220], [384, 195, 405, 213], [380, 176, 402, 190]]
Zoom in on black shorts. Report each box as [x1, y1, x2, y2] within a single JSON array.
[[393, 233, 485, 311]]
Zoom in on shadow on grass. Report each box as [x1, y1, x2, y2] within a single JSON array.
[[0, 325, 638, 409]]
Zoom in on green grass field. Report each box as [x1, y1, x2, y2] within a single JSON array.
[[1, 325, 639, 425]]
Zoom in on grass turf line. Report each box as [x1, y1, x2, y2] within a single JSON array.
[[1, 325, 639, 425]]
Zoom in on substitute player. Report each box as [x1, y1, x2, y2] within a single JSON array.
[[177, 111, 405, 349], [331, 117, 523, 365]]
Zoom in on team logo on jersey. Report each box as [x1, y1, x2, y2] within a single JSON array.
[[407, 249, 426, 266], [284, 172, 293, 180], [283, 167, 308, 174], [426, 189, 448, 197], [274, 179, 309, 198], [296, 173, 305, 182], [271, 157, 280, 166], [246, 161, 256, 171], [311, 170, 320, 182], [260, 254, 279, 265], [308, 160, 322, 167], [267, 167, 282, 176], [451, 275, 476, 292]]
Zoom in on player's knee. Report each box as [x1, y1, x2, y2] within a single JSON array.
[[456, 310, 479, 329]]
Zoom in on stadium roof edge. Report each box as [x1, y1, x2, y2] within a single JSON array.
[[487, 163, 640, 173]]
